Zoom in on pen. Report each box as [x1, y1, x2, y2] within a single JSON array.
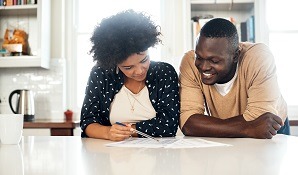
[[115, 122, 159, 142]]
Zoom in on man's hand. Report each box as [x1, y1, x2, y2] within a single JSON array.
[[244, 112, 283, 139]]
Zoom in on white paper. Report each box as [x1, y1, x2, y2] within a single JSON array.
[[105, 138, 231, 148]]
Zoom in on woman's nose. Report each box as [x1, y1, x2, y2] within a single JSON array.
[[134, 65, 143, 74]]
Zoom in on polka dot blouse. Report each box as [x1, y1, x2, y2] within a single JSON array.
[[80, 61, 180, 138]]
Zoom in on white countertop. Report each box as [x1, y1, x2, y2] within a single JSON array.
[[1, 135, 298, 175]]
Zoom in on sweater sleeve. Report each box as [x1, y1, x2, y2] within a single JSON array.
[[135, 63, 180, 137], [242, 43, 287, 121], [179, 51, 206, 128]]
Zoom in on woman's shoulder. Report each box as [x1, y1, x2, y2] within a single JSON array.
[[89, 65, 123, 82], [91, 65, 111, 73], [149, 61, 176, 73], [90, 65, 118, 76]]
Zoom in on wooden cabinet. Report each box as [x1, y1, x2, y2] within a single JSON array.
[[23, 119, 80, 136], [0, 0, 51, 69], [183, 0, 265, 50]]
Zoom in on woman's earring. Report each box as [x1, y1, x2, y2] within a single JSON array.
[[116, 66, 119, 74], [233, 49, 240, 63]]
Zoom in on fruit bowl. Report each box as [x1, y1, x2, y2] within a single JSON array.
[[2, 44, 22, 53]]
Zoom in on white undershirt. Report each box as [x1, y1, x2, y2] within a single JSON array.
[[109, 85, 156, 125], [214, 64, 238, 96]]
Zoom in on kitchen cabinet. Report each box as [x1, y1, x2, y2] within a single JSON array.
[[0, 0, 51, 69], [190, 0, 254, 12], [23, 129, 51, 136], [23, 119, 80, 136], [183, 0, 266, 50]]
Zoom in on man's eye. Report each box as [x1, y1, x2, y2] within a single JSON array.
[[124, 67, 131, 70], [211, 60, 218, 63], [196, 57, 202, 61]]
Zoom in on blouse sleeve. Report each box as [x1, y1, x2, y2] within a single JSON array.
[[135, 63, 180, 137], [80, 68, 110, 137]]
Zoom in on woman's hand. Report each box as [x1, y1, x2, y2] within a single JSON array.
[[108, 123, 133, 141]]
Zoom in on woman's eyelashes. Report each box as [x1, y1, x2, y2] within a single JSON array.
[[122, 55, 149, 70], [123, 66, 132, 70], [141, 56, 149, 63]]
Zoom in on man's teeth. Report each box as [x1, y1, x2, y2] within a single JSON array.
[[203, 73, 212, 76]]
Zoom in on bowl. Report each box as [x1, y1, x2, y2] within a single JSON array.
[[2, 44, 22, 53]]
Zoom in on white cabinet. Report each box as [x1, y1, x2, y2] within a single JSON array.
[[183, 0, 265, 50], [0, 0, 51, 69], [23, 128, 51, 136]]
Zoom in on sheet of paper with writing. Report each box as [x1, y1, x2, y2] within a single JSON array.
[[105, 138, 231, 148]]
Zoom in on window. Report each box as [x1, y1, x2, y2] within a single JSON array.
[[73, 0, 161, 110], [266, 0, 298, 117]]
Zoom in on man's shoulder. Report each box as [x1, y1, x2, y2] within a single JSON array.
[[239, 42, 273, 64], [180, 50, 195, 67], [240, 42, 270, 54], [183, 50, 195, 60], [239, 42, 275, 76]]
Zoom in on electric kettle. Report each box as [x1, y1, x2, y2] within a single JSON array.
[[9, 89, 35, 121]]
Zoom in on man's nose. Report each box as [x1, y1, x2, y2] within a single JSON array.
[[201, 60, 211, 70]]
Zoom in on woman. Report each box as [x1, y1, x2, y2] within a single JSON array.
[[80, 10, 180, 141]]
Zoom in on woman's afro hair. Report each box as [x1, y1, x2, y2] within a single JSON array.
[[89, 9, 162, 69]]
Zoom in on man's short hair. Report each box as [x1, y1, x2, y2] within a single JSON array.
[[200, 18, 239, 53]]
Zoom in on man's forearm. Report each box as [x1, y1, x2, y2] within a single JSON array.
[[181, 114, 248, 138], [181, 112, 282, 139]]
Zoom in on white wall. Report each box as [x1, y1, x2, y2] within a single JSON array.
[[0, 0, 67, 120], [51, 0, 65, 59], [0, 58, 65, 119], [160, 0, 186, 71]]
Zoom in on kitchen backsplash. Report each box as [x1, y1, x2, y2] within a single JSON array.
[[0, 58, 65, 120]]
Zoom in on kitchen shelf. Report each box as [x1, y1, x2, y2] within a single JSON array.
[[0, 0, 51, 69], [183, 0, 259, 50], [0, 56, 49, 68], [191, 3, 254, 11], [0, 4, 37, 10]]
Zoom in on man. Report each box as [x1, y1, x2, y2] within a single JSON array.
[[179, 18, 289, 139]]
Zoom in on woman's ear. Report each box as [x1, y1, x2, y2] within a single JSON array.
[[233, 48, 240, 63]]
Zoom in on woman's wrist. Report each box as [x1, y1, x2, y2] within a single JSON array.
[[130, 124, 138, 137]]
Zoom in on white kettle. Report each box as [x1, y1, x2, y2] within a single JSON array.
[[9, 89, 35, 121]]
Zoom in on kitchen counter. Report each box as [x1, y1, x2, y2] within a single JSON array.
[[1, 135, 298, 175], [22, 117, 298, 137], [23, 119, 80, 136]]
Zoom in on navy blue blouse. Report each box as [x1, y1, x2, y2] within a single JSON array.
[[80, 61, 180, 138]]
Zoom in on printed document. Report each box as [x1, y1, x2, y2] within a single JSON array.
[[105, 138, 231, 148]]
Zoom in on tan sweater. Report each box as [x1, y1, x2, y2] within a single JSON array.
[[179, 42, 287, 127]]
